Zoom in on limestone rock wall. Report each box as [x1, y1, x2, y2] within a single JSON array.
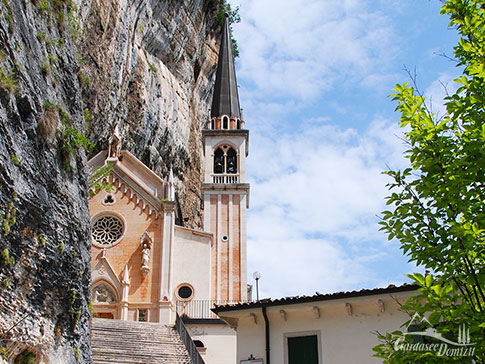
[[0, 0, 220, 362], [0, 0, 92, 362], [80, 0, 221, 229]]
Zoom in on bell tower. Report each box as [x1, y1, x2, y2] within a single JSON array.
[[202, 14, 249, 302]]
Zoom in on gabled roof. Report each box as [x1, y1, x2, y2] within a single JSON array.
[[212, 284, 419, 313], [89, 150, 172, 218], [210, 14, 241, 118]]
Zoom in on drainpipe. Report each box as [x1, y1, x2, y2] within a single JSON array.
[[262, 306, 270, 364]]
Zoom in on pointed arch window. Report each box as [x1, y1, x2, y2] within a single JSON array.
[[226, 148, 237, 174], [222, 116, 229, 129], [213, 146, 238, 175], [214, 148, 224, 174]]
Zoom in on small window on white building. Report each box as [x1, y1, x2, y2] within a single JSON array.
[[222, 116, 229, 129], [176, 283, 194, 301], [287, 334, 319, 364]]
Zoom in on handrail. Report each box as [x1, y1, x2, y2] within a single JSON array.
[[175, 300, 245, 319], [175, 313, 205, 364]]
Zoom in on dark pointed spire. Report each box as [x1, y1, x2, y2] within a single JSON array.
[[211, 14, 241, 119]]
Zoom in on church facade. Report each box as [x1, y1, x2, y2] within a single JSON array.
[[88, 14, 245, 363]]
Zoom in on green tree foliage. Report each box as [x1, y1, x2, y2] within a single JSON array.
[[89, 162, 113, 196], [216, 0, 241, 57], [216, 0, 240, 26], [373, 1, 484, 362]]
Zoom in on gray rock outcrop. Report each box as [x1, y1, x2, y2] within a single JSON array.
[[80, 0, 221, 229], [0, 0, 221, 362]]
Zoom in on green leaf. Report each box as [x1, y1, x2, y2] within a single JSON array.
[[376, 1, 485, 361]]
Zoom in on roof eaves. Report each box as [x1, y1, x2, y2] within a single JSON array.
[[212, 284, 419, 313]]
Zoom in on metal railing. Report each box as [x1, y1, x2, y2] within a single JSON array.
[[175, 313, 205, 364], [176, 300, 244, 319], [211, 173, 239, 184]]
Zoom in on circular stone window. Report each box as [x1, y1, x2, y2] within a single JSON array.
[[176, 284, 194, 301], [91, 214, 124, 248]]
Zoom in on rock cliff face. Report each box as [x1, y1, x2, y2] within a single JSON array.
[[80, 0, 220, 229], [0, 0, 220, 362]]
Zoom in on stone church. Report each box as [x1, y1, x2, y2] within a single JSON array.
[[88, 14, 245, 363], [87, 14, 418, 364]]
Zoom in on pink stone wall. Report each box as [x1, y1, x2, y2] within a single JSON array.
[[90, 186, 163, 322]]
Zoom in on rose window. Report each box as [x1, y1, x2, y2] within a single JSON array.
[[91, 215, 124, 247]]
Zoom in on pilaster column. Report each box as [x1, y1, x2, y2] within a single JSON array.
[[217, 194, 222, 301], [121, 264, 130, 320], [159, 202, 175, 323], [229, 194, 233, 302], [240, 192, 248, 301]]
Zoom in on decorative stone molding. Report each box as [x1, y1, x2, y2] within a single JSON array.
[[249, 312, 257, 324], [346, 302, 353, 316], [122, 263, 130, 286], [313, 306, 320, 319], [92, 253, 122, 302], [378, 299, 385, 313], [102, 193, 116, 206], [175, 283, 194, 302], [91, 213, 125, 248], [93, 283, 117, 304], [112, 177, 161, 219], [279, 309, 287, 321], [89, 150, 173, 219]]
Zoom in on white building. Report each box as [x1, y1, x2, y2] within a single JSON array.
[[213, 284, 417, 364]]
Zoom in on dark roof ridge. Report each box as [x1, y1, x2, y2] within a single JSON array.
[[212, 283, 419, 313]]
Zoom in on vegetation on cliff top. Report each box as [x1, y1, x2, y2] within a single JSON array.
[[216, 0, 240, 57]]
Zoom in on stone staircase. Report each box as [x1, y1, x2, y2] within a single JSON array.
[[91, 318, 193, 364]]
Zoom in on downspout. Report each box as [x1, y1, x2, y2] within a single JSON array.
[[262, 306, 270, 364]]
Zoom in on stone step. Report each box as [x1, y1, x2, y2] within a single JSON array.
[[91, 318, 193, 364]]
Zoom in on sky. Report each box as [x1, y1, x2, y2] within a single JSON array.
[[227, 0, 462, 300]]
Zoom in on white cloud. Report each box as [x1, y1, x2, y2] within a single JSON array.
[[246, 118, 411, 298], [229, 0, 459, 299], [248, 237, 373, 299], [233, 0, 398, 103], [424, 73, 459, 119]]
